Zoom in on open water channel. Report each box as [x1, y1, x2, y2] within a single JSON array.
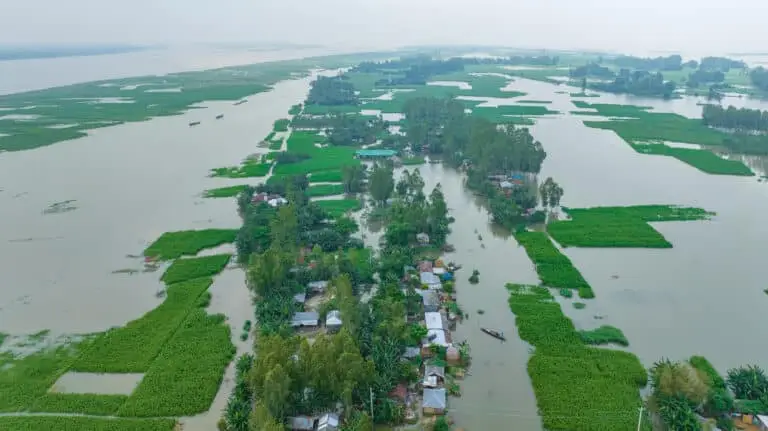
[[3, 53, 768, 429]]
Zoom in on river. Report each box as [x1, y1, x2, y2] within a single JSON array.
[[3, 54, 768, 430]]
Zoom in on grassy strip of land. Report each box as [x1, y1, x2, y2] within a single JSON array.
[[308, 170, 344, 183], [144, 229, 237, 260], [316, 199, 362, 218], [570, 92, 600, 98], [117, 309, 234, 417], [160, 254, 231, 285], [0, 344, 86, 412], [513, 230, 594, 299], [507, 284, 646, 430], [307, 184, 345, 197], [571, 101, 652, 117], [203, 184, 248, 198], [547, 205, 713, 248], [288, 104, 302, 115], [273, 132, 360, 176], [631, 143, 754, 176], [517, 100, 552, 104], [72, 278, 213, 373], [579, 325, 629, 346], [0, 417, 176, 431], [29, 393, 128, 415], [209, 161, 272, 178], [473, 105, 558, 117], [402, 156, 426, 165]]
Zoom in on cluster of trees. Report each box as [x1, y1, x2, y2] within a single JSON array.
[[327, 114, 388, 147], [612, 54, 684, 71], [592, 69, 676, 99], [687, 69, 726, 88], [702, 104, 768, 131], [569, 62, 614, 79], [306, 76, 358, 106], [751, 67, 768, 91], [700, 56, 746, 72], [648, 358, 768, 431]]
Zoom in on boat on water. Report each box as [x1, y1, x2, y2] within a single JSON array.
[[481, 327, 506, 341], [189, 121, 201, 127], [234, 99, 248, 106], [216, 114, 224, 120]]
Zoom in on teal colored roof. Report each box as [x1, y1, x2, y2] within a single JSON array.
[[355, 149, 397, 157]]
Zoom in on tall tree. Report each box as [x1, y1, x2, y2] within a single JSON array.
[[369, 163, 394, 205], [270, 205, 299, 251], [262, 364, 292, 420]]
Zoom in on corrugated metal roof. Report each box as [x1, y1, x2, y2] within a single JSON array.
[[423, 388, 446, 409]]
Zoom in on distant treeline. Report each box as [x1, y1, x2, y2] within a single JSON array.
[[592, 69, 676, 99], [569, 63, 614, 79], [702, 105, 768, 131], [751, 67, 768, 91], [612, 55, 686, 71], [305, 76, 358, 106], [0, 45, 146, 61], [687, 69, 725, 88]]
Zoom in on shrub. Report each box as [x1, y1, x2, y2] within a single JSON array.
[[579, 325, 629, 346]]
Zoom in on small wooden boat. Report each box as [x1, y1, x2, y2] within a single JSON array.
[[481, 328, 506, 341], [215, 114, 224, 120], [189, 121, 201, 127], [234, 99, 248, 106]]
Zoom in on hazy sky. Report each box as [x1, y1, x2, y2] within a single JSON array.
[[2, 0, 767, 55]]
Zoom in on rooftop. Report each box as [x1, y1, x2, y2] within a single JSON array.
[[423, 388, 447, 409]]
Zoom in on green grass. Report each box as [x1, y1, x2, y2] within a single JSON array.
[[570, 92, 600, 98], [0, 417, 177, 431], [0, 343, 87, 412], [577, 104, 754, 176], [506, 284, 646, 431], [307, 183, 345, 197], [402, 156, 426, 165], [513, 230, 594, 299], [273, 118, 290, 132], [30, 393, 128, 415], [309, 170, 344, 182], [160, 254, 231, 285], [117, 309, 235, 417], [203, 184, 248, 198], [144, 229, 237, 260], [631, 143, 754, 176], [72, 278, 213, 373], [302, 104, 361, 115], [472, 105, 558, 119], [579, 325, 629, 346], [273, 132, 360, 176], [505, 67, 570, 84], [210, 161, 272, 178], [288, 104, 302, 115], [316, 199, 362, 217], [517, 100, 552, 104], [548, 205, 713, 248]]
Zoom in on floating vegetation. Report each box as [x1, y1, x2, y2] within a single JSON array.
[[209, 161, 272, 178], [506, 284, 646, 430], [548, 205, 714, 248], [240, 320, 252, 341], [573, 302, 586, 309], [42, 200, 77, 215], [203, 185, 248, 198], [477, 309, 485, 315], [144, 229, 237, 260], [513, 230, 594, 299], [160, 254, 231, 285], [579, 325, 629, 346], [112, 268, 139, 275], [559, 288, 573, 298], [468, 269, 480, 284]]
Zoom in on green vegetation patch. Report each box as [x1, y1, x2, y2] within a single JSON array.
[[30, 393, 128, 415], [579, 325, 629, 346], [316, 199, 363, 218], [309, 170, 344, 183], [117, 309, 235, 417], [402, 156, 426, 165], [0, 417, 176, 431], [571, 101, 652, 117], [548, 205, 713, 248], [631, 143, 754, 176], [506, 284, 646, 430], [517, 100, 552, 104], [288, 104, 302, 115], [209, 161, 272, 178], [273, 132, 360, 176], [161, 254, 231, 285], [273, 118, 290, 132], [72, 278, 213, 373], [307, 183, 345, 197], [144, 229, 237, 260], [203, 184, 248, 198], [513, 231, 594, 298], [472, 105, 558, 118], [0, 343, 86, 412]]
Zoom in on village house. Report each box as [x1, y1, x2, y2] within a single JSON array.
[[291, 311, 319, 328], [317, 413, 340, 431], [307, 280, 329, 294], [251, 192, 288, 207], [420, 290, 440, 312], [288, 416, 315, 431], [422, 388, 447, 415], [325, 310, 342, 333], [420, 272, 442, 290], [423, 364, 445, 388], [416, 232, 430, 245]]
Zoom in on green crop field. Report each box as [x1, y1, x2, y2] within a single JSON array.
[[0, 417, 176, 431], [307, 183, 345, 197], [316, 199, 362, 217], [513, 230, 594, 299], [548, 205, 713, 248], [273, 132, 360, 176], [507, 284, 646, 431], [143, 229, 237, 260], [160, 254, 231, 285], [30, 393, 128, 415], [203, 184, 248, 198], [579, 325, 629, 346]]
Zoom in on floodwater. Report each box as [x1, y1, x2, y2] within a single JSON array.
[[4, 54, 768, 430]]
